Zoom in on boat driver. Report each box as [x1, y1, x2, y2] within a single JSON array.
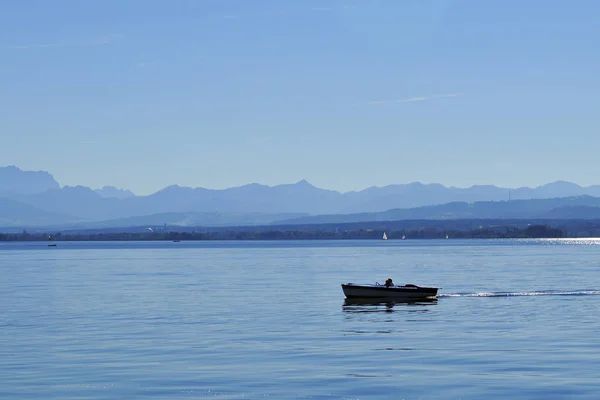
[[385, 278, 394, 288]]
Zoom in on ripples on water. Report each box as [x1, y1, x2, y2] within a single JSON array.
[[1, 239, 600, 399]]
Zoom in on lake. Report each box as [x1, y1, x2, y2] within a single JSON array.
[[1, 239, 600, 399]]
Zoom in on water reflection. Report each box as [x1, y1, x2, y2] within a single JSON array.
[[342, 297, 438, 313]]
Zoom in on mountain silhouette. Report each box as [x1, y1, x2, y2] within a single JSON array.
[[0, 197, 81, 227], [94, 186, 135, 199], [0, 165, 59, 196], [276, 196, 600, 225], [4, 165, 600, 228]]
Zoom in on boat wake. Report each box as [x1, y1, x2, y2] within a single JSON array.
[[439, 290, 600, 298]]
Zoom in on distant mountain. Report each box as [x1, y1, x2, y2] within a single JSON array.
[[68, 211, 309, 229], [7, 165, 600, 229], [131, 180, 342, 215], [11, 180, 340, 223], [537, 205, 600, 219], [0, 197, 81, 227], [94, 186, 135, 199], [6, 191, 600, 229], [15, 185, 126, 221], [0, 165, 59, 196], [20, 178, 600, 223], [276, 196, 600, 225], [338, 181, 600, 213]]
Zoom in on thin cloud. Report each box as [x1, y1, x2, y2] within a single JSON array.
[[8, 34, 124, 50], [361, 93, 463, 106], [397, 96, 430, 103], [222, 5, 353, 20]]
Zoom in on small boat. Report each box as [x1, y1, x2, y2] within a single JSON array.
[[341, 283, 438, 299], [382, 232, 388, 240], [445, 234, 449, 239], [48, 244, 57, 247], [402, 235, 406, 240]]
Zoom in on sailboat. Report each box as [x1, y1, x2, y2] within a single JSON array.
[[402, 234, 406, 240], [445, 234, 449, 239], [382, 232, 388, 240]]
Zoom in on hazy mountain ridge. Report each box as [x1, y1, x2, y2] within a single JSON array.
[[338, 181, 600, 213], [67, 211, 309, 230], [0, 165, 60, 196], [277, 196, 600, 225], [94, 186, 135, 199], [5, 165, 600, 228], [0, 197, 82, 227]]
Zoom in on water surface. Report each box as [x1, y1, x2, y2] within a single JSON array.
[[1, 239, 600, 399]]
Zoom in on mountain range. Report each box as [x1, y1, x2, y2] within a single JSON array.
[[276, 196, 600, 225], [3, 165, 600, 229]]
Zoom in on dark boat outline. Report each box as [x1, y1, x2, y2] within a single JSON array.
[[341, 283, 439, 299]]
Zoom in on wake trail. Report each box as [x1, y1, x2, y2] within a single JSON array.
[[439, 290, 600, 298]]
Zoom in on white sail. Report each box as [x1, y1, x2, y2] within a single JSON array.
[[382, 232, 388, 240]]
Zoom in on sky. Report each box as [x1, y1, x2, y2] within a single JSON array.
[[1, 0, 599, 195]]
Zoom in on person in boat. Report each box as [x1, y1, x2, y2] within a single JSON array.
[[385, 278, 394, 288]]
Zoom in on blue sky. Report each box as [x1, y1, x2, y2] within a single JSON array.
[[1, 0, 599, 195]]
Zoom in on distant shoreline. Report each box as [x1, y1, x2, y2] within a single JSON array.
[[0, 224, 567, 241]]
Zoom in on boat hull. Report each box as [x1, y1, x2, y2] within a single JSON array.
[[341, 284, 438, 299]]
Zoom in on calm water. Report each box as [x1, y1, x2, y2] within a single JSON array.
[[2, 239, 600, 399]]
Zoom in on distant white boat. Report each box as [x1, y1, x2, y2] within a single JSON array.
[[446, 234, 449, 239], [382, 232, 388, 240], [402, 235, 406, 240]]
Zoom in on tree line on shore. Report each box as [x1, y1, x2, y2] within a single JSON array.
[[0, 224, 565, 241]]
